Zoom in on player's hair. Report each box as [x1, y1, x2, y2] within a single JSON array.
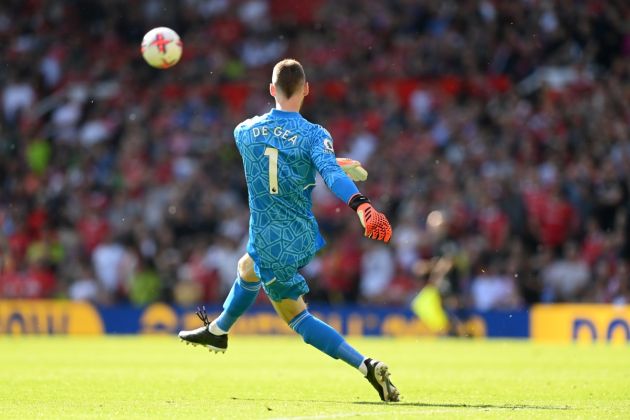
[[272, 58, 305, 99]]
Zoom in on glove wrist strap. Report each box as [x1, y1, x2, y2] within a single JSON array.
[[348, 194, 371, 212]]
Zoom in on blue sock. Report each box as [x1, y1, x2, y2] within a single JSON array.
[[215, 276, 261, 332], [289, 310, 365, 368]]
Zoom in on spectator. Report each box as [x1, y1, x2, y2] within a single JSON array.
[[68, 264, 101, 302], [541, 243, 590, 302], [471, 258, 521, 311], [360, 243, 395, 303], [92, 235, 135, 300], [0, 0, 628, 308]]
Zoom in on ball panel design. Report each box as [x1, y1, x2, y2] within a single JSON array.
[[141, 27, 183, 69]]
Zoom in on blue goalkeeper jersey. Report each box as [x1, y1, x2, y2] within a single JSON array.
[[234, 108, 358, 270]]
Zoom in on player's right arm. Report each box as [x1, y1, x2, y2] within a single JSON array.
[[308, 126, 392, 243]]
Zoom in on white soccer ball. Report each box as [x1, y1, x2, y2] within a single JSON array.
[[141, 27, 183, 69]]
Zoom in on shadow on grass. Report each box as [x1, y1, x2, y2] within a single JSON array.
[[230, 397, 571, 411], [350, 401, 571, 410]]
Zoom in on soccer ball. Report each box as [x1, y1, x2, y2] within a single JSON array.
[[141, 27, 183, 69]]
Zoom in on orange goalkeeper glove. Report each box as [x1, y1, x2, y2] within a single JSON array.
[[348, 194, 392, 243], [337, 158, 368, 182]]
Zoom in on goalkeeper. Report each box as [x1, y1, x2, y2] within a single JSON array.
[[179, 58, 398, 402]]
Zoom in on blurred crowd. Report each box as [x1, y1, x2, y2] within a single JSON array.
[[1, 0, 629, 310]]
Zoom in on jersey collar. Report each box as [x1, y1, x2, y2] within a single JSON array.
[[270, 108, 302, 118]]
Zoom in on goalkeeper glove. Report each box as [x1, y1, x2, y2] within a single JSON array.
[[337, 158, 368, 182], [348, 194, 392, 243]]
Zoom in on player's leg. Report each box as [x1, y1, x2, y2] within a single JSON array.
[[209, 253, 261, 334], [267, 278, 399, 402], [271, 295, 366, 369], [178, 253, 261, 351]]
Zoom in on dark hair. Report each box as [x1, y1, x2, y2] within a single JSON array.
[[272, 58, 305, 99]]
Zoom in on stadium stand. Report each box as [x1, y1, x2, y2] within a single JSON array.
[[0, 0, 628, 309]]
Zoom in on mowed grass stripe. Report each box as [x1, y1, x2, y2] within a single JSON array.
[[0, 336, 628, 419]]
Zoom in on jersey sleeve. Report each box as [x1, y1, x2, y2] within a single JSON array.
[[308, 125, 359, 203], [234, 121, 246, 143], [234, 119, 252, 153]]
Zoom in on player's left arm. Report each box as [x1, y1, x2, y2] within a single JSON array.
[[309, 127, 392, 242]]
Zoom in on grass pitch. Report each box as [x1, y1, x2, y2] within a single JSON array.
[[0, 336, 628, 419]]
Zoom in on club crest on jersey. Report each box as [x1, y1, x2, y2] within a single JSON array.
[[323, 138, 334, 153]]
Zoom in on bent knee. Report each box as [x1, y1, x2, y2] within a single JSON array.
[[237, 254, 259, 283]]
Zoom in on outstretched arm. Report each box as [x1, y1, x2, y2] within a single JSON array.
[[309, 127, 392, 243]]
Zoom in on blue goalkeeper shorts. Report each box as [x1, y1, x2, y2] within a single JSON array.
[[253, 256, 312, 302]]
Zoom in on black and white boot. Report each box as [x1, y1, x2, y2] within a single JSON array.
[[363, 358, 400, 402], [178, 306, 228, 353]]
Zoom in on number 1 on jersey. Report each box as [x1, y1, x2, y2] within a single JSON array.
[[264, 147, 279, 194]]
